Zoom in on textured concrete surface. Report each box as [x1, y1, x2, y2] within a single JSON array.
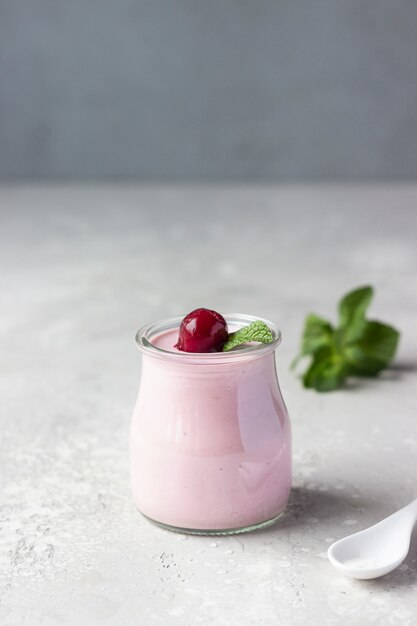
[[1, 185, 417, 625], [2, 2, 417, 180]]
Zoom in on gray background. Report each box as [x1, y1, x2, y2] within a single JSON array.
[[1, 1, 417, 180]]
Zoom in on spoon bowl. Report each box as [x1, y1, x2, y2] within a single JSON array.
[[328, 498, 417, 579]]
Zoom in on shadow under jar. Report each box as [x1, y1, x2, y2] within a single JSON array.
[[130, 314, 292, 535]]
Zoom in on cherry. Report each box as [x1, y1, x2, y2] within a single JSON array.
[[175, 308, 228, 353]]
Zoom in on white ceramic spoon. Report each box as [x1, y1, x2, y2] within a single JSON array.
[[327, 498, 417, 579]]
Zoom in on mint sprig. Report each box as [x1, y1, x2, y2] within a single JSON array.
[[222, 321, 273, 352], [292, 286, 400, 392]]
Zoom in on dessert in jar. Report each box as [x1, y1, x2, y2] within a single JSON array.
[[130, 308, 292, 534]]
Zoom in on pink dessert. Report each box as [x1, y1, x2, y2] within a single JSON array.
[[130, 313, 292, 533]]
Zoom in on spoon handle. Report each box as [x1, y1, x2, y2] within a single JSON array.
[[402, 497, 417, 523], [371, 497, 417, 533]]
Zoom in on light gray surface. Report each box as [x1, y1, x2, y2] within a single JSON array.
[[1, 185, 417, 626], [2, 2, 417, 180]]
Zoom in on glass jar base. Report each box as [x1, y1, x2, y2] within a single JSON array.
[[138, 509, 286, 536]]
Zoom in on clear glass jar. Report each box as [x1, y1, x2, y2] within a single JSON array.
[[130, 314, 291, 535]]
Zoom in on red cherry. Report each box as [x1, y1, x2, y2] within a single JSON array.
[[175, 308, 228, 353]]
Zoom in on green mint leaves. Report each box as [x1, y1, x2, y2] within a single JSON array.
[[293, 286, 400, 392], [223, 321, 273, 352]]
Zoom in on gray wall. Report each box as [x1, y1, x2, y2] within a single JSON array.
[[1, 1, 417, 180]]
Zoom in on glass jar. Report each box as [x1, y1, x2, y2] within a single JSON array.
[[130, 314, 291, 535]]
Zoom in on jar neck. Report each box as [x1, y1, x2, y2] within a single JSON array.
[[141, 349, 278, 379], [135, 313, 281, 366]]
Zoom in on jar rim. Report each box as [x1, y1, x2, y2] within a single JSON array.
[[135, 313, 281, 363]]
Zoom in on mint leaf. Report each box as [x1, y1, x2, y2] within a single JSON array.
[[302, 348, 348, 392], [344, 320, 400, 376], [293, 285, 400, 392], [338, 286, 373, 342], [291, 314, 334, 370], [300, 314, 334, 355], [222, 321, 273, 352]]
